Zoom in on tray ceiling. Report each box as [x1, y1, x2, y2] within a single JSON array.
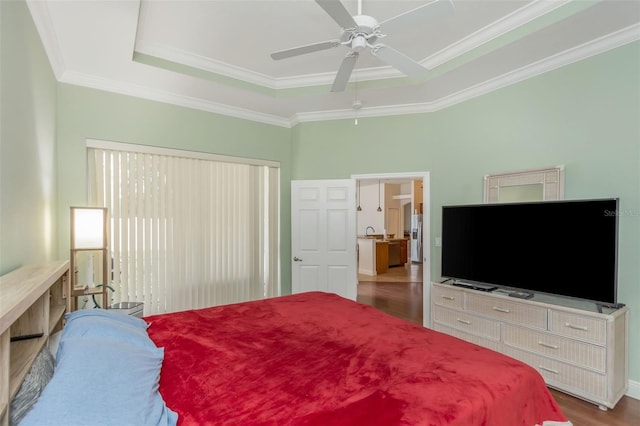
[[27, 0, 640, 127]]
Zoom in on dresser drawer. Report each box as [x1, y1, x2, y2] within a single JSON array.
[[433, 323, 502, 352], [431, 285, 464, 309], [433, 305, 500, 341], [503, 324, 605, 372], [503, 347, 607, 400], [549, 310, 607, 345], [466, 293, 547, 329]]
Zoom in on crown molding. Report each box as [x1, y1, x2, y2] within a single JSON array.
[[291, 24, 640, 125], [59, 70, 291, 128], [25, 0, 571, 90], [25, 0, 640, 129], [132, 0, 571, 90], [422, 0, 571, 69], [134, 40, 278, 88], [134, 40, 404, 90], [59, 23, 640, 128], [26, 0, 65, 79]]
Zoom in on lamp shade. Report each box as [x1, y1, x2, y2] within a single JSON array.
[[71, 207, 107, 249]]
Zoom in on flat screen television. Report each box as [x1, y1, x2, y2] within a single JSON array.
[[441, 198, 619, 304]]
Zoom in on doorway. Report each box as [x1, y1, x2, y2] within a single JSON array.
[[351, 172, 430, 326]]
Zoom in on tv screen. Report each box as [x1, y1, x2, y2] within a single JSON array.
[[441, 198, 619, 304]]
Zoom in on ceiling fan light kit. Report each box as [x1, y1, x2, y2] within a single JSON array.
[[350, 34, 368, 52], [270, 0, 455, 92]]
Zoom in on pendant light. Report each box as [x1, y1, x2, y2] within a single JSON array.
[[377, 180, 382, 212], [357, 180, 362, 211]]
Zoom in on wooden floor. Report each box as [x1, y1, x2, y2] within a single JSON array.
[[356, 264, 640, 426]]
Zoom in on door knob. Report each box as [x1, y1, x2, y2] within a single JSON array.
[[293, 257, 303, 262]]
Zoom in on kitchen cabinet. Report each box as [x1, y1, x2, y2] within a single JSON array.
[[375, 241, 389, 274], [357, 238, 376, 275], [388, 239, 409, 267], [358, 237, 409, 275], [388, 241, 401, 267]]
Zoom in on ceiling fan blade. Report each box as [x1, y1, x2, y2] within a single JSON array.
[[371, 44, 429, 79], [379, 0, 454, 35], [331, 52, 358, 92], [271, 40, 340, 60], [315, 0, 357, 29]]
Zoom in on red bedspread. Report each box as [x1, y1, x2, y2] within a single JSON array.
[[145, 292, 568, 426]]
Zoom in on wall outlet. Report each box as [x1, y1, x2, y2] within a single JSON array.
[[435, 237, 442, 247]]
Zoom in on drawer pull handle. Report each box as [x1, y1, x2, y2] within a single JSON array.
[[565, 322, 588, 331], [441, 296, 455, 301], [538, 341, 559, 350], [539, 365, 559, 375], [492, 306, 510, 313], [456, 318, 471, 325]]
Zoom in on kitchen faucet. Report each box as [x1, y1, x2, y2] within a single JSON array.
[[365, 226, 375, 236]]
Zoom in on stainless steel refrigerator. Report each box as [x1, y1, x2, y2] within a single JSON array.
[[410, 214, 422, 263]]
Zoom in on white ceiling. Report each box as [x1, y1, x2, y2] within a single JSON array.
[[27, 0, 640, 127]]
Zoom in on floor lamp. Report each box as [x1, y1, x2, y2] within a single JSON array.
[[69, 207, 109, 311]]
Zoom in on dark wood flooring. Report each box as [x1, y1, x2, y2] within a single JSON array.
[[356, 266, 639, 426]]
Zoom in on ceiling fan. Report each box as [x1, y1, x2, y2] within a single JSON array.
[[270, 0, 455, 92]]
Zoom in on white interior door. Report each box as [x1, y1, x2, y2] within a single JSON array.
[[291, 179, 357, 300]]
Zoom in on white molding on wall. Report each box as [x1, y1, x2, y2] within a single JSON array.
[[135, 40, 361, 90], [134, 40, 279, 89], [133, 0, 571, 90], [627, 379, 640, 400], [26, 1, 640, 128], [25, 0, 65, 80], [59, 70, 291, 128], [422, 0, 571, 70], [293, 23, 640, 125]]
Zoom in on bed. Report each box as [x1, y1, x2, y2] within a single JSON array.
[[18, 291, 571, 426]]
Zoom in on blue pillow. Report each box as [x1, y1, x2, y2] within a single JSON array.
[[20, 337, 178, 426], [65, 308, 148, 329], [60, 314, 158, 356]]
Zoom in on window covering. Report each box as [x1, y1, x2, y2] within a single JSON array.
[[88, 143, 280, 315]]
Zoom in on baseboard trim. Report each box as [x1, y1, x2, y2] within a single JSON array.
[[627, 379, 640, 400]]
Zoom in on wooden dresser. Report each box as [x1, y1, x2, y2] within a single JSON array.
[[431, 282, 629, 410]]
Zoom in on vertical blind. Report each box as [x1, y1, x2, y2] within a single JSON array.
[[88, 142, 280, 315]]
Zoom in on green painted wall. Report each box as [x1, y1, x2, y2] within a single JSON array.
[[4, 0, 639, 390], [55, 84, 293, 292], [0, 0, 58, 275], [291, 42, 640, 382]]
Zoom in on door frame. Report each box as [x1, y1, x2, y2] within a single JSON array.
[[351, 171, 431, 327]]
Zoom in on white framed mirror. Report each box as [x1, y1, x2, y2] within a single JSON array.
[[484, 166, 564, 203]]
